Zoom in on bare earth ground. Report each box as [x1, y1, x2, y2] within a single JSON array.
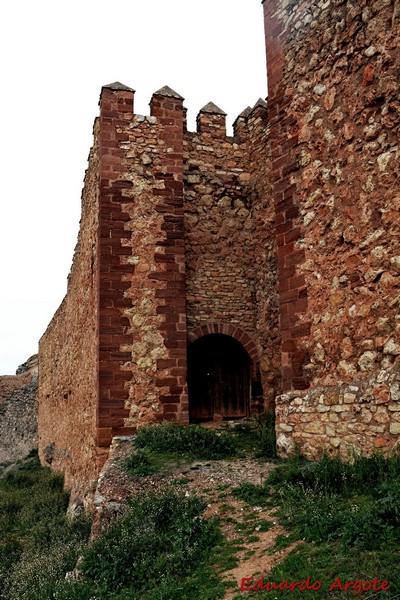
[[92, 437, 298, 599]]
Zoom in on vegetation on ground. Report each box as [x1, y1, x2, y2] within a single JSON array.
[[0, 452, 90, 600], [3, 422, 398, 600], [124, 414, 277, 476], [232, 451, 400, 599]]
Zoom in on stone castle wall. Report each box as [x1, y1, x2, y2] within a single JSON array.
[[184, 101, 280, 408], [38, 1, 400, 496], [38, 123, 100, 496], [38, 84, 278, 499], [263, 0, 400, 456]]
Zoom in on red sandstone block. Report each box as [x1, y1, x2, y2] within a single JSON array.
[[96, 428, 112, 447], [276, 220, 293, 236], [289, 274, 306, 291], [159, 395, 181, 404], [291, 322, 311, 339], [285, 204, 300, 220], [161, 404, 178, 413], [155, 376, 177, 387], [292, 378, 309, 391], [99, 333, 131, 345], [111, 180, 133, 189], [246, 343, 257, 358], [169, 386, 183, 396], [161, 413, 178, 421], [109, 352, 131, 361], [277, 242, 295, 258], [98, 400, 126, 409], [282, 340, 297, 352], [284, 249, 305, 268], [286, 135, 299, 149], [276, 212, 285, 226], [108, 390, 129, 402], [111, 372, 132, 383], [157, 359, 176, 369], [289, 298, 308, 315], [110, 408, 130, 419], [280, 315, 297, 330], [280, 288, 300, 304], [283, 185, 297, 200], [148, 272, 180, 282], [110, 427, 135, 437], [169, 367, 186, 377], [99, 417, 125, 428]]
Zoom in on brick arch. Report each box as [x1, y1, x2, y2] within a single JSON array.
[[187, 323, 259, 364]]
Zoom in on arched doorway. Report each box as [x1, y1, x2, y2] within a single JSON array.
[[188, 334, 250, 422]]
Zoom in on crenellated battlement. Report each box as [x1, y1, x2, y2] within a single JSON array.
[[100, 81, 269, 145]]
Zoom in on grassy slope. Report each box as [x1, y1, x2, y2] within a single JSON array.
[[1, 421, 399, 599]]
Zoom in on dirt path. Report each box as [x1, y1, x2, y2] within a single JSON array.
[[183, 460, 299, 599], [92, 437, 297, 598]]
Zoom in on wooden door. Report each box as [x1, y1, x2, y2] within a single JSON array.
[[188, 334, 250, 422]]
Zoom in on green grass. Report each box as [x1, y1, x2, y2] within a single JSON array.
[[123, 422, 240, 477], [0, 453, 238, 599], [5, 436, 399, 600], [0, 452, 91, 600], [123, 449, 157, 477], [51, 488, 235, 600], [232, 481, 271, 506], [134, 421, 238, 459], [232, 451, 400, 599], [124, 416, 277, 479], [229, 411, 277, 459]]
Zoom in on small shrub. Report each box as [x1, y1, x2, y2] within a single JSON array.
[[253, 411, 277, 459], [0, 455, 91, 599], [232, 481, 270, 505], [124, 449, 156, 477], [80, 489, 223, 597]]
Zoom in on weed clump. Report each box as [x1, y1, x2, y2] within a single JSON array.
[[124, 449, 156, 477], [134, 422, 237, 460]]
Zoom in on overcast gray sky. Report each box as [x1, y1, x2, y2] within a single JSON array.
[[0, 0, 267, 375]]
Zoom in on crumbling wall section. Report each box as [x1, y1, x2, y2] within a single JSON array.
[[0, 377, 38, 465], [264, 0, 400, 455]]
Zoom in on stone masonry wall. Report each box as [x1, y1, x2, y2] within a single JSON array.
[[246, 102, 282, 407], [184, 110, 255, 336], [38, 120, 100, 500], [264, 0, 400, 456], [38, 81, 281, 496], [184, 101, 280, 409], [97, 84, 188, 442]]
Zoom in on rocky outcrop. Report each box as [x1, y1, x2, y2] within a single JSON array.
[[0, 356, 38, 465]]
